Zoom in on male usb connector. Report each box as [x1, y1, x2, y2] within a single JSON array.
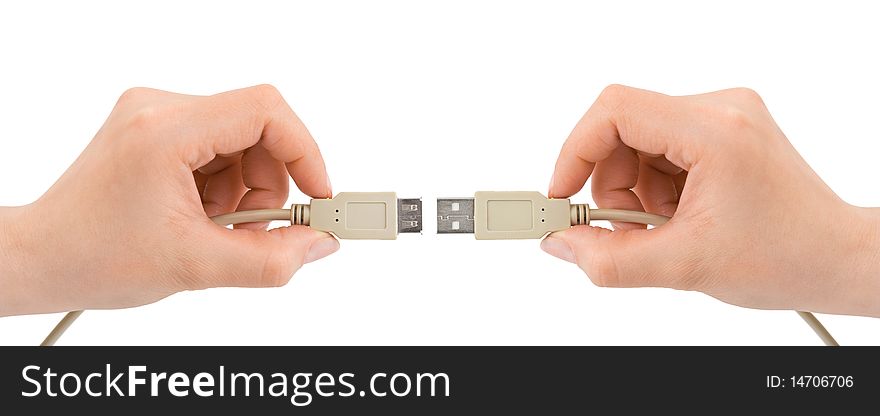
[[438, 191, 669, 239], [436, 198, 476, 234], [438, 191, 576, 239]]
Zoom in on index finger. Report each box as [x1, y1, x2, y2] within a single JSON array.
[[178, 84, 332, 198], [549, 85, 699, 198]]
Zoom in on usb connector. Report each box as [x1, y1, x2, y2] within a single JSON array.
[[210, 192, 421, 240], [437, 191, 673, 240], [310, 192, 421, 239], [438, 191, 573, 239], [437, 198, 475, 233], [397, 198, 423, 234]]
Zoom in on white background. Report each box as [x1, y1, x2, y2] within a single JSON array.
[[2, 0, 879, 345]]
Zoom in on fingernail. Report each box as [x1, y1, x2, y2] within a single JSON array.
[[548, 172, 556, 195], [541, 235, 575, 263], [304, 237, 339, 264]]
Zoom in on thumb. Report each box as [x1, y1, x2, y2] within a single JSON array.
[[194, 225, 339, 289], [541, 225, 695, 290]]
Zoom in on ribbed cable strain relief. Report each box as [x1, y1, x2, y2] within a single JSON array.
[[290, 203, 310, 226], [570, 203, 590, 226]]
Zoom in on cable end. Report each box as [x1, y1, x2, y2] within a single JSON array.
[[397, 198, 423, 233], [437, 198, 475, 233]]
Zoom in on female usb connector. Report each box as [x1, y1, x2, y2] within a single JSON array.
[[310, 192, 422, 239], [210, 192, 422, 240]]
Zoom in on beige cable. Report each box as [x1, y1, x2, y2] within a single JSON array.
[[796, 311, 839, 346], [39, 310, 83, 347], [589, 208, 670, 226], [209, 208, 292, 226]]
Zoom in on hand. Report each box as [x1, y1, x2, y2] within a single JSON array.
[[541, 85, 880, 317], [0, 85, 339, 316]]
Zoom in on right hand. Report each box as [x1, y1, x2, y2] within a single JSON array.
[[542, 85, 880, 317]]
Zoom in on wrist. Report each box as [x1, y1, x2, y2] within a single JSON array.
[[828, 204, 880, 317]]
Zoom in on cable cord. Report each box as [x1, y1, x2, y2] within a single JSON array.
[[41, 206, 838, 346], [40, 310, 83, 347], [208, 208, 292, 227], [796, 311, 839, 346], [589, 208, 672, 227]]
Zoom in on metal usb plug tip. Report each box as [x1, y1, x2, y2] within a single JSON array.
[[397, 198, 422, 233], [437, 198, 475, 233]]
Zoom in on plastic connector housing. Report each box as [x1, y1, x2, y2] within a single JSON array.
[[474, 191, 570, 239], [309, 192, 421, 240], [438, 191, 572, 239]]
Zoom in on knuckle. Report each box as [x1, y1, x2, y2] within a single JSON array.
[[111, 88, 176, 139], [597, 84, 630, 110], [601, 83, 629, 98], [728, 87, 765, 107], [720, 106, 753, 131], [249, 84, 285, 110], [124, 106, 163, 132], [117, 87, 150, 105], [253, 83, 280, 96]]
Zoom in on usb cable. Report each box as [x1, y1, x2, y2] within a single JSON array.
[[40, 192, 422, 346], [40, 191, 838, 346], [438, 191, 839, 346]]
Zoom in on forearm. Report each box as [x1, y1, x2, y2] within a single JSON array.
[[0, 203, 89, 317], [0, 205, 33, 316]]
